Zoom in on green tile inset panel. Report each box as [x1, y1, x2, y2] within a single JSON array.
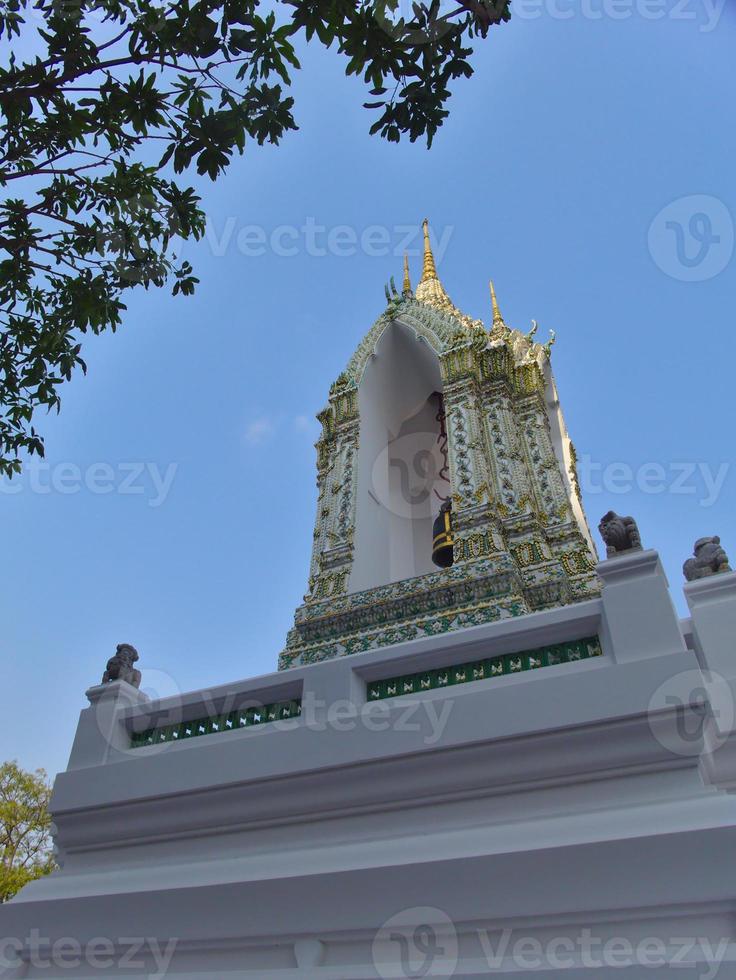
[[130, 699, 302, 749], [366, 636, 603, 702]]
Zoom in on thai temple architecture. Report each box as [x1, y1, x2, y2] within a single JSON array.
[[2, 222, 736, 979], [281, 221, 598, 670]]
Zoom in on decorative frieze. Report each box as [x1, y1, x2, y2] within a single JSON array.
[[130, 700, 303, 749], [280, 594, 528, 669], [366, 636, 603, 701]]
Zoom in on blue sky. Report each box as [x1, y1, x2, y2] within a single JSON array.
[[2, 2, 735, 778]]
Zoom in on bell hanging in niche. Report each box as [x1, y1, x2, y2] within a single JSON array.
[[432, 500, 454, 568]]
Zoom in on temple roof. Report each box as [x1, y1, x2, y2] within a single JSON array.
[[406, 220, 554, 364], [337, 222, 558, 392]]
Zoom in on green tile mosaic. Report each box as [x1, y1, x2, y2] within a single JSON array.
[[129, 699, 302, 749], [365, 636, 603, 702]]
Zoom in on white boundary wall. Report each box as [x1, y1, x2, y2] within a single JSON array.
[[2, 556, 736, 978]]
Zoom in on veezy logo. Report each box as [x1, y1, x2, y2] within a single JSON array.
[[648, 668, 734, 757], [373, 907, 458, 978], [370, 431, 451, 520], [648, 195, 733, 281]]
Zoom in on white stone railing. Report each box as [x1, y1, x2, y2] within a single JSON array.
[[65, 550, 735, 781]]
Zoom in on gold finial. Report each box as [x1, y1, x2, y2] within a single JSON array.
[[415, 217, 467, 321], [490, 280, 505, 328], [420, 218, 438, 282], [402, 253, 412, 294]]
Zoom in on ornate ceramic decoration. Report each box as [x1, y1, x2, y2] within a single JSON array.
[[279, 223, 600, 669], [130, 700, 302, 749], [366, 636, 603, 701]]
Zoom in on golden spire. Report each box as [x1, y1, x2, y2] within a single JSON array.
[[420, 218, 438, 283], [402, 253, 412, 294], [489, 279, 507, 332], [415, 218, 455, 314], [413, 218, 483, 331]]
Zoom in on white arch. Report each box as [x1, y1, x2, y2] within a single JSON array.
[[344, 300, 462, 389], [348, 319, 450, 594]]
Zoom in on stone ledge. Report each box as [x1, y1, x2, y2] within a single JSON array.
[[685, 569, 736, 606]]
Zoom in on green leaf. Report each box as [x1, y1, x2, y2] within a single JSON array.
[[0, 0, 508, 472]]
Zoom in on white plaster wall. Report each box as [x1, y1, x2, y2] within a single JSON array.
[[3, 555, 736, 977]]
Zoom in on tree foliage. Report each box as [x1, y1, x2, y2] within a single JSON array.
[[0, 0, 510, 475], [0, 761, 55, 903]]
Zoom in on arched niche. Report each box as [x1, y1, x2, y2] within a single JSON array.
[[349, 319, 451, 594]]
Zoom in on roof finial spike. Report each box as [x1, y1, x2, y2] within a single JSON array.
[[420, 217, 438, 283], [490, 279, 502, 320], [416, 217, 458, 316], [489, 279, 506, 328], [402, 253, 412, 295]]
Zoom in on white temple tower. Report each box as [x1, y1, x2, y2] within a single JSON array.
[[281, 221, 598, 668]]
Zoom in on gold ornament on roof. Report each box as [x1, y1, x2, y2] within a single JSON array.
[[489, 279, 511, 339], [490, 279, 503, 324], [402, 253, 412, 295], [419, 218, 438, 281], [414, 219, 482, 331]]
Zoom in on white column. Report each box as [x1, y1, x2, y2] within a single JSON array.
[[684, 572, 736, 789], [66, 681, 150, 771], [685, 571, 736, 683], [597, 549, 688, 662]]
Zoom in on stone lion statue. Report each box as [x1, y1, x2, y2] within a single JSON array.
[[683, 536, 731, 582], [102, 643, 142, 689], [598, 511, 642, 558]]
